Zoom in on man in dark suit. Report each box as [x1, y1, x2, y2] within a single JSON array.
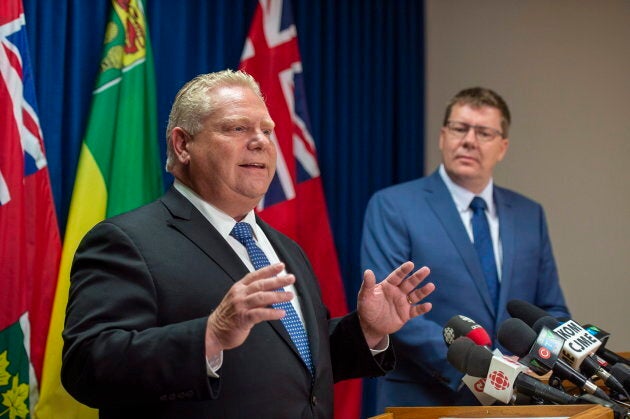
[[61, 70, 436, 418], [361, 87, 570, 410]]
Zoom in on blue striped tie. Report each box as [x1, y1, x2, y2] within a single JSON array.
[[470, 197, 500, 310], [230, 222, 314, 374]]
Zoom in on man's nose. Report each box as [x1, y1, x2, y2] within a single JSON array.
[[248, 130, 273, 149], [460, 127, 478, 147]]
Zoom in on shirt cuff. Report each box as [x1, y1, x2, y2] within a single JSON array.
[[205, 351, 224, 378], [369, 335, 390, 356]]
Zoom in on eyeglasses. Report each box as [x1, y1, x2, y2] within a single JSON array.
[[444, 121, 503, 143]]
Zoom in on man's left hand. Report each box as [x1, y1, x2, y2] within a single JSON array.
[[357, 262, 434, 349]]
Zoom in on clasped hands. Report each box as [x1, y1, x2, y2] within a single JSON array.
[[205, 261, 434, 358]]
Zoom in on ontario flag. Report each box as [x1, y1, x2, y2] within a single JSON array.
[[0, 0, 61, 417], [239, 1, 361, 417]]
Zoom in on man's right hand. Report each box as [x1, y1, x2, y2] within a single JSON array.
[[204, 263, 295, 358]]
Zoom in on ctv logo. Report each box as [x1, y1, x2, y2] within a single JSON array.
[[488, 370, 510, 390]]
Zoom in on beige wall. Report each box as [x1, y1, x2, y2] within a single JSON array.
[[425, 0, 629, 351]]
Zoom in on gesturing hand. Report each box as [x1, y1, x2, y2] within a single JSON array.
[[205, 263, 294, 357], [357, 261, 435, 349]]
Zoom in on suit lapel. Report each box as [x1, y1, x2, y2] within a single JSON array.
[[425, 172, 496, 315], [494, 187, 515, 315], [160, 187, 248, 283]]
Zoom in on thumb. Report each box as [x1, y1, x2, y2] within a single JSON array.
[[359, 269, 377, 297]]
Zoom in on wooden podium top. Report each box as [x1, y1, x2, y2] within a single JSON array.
[[370, 404, 612, 419]]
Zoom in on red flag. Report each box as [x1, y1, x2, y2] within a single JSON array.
[[239, 1, 361, 417], [0, 0, 61, 408]]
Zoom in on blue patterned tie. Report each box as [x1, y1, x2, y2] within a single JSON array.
[[230, 222, 314, 374], [470, 197, 500, 310]]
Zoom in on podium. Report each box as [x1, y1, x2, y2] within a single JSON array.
[[369, 404, 613, 419]]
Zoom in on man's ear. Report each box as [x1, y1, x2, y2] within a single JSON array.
[[171, 127, 191, 164]]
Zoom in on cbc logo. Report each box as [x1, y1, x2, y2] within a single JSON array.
[[474, 378, 486, 392], [488, 370, 510, 390]]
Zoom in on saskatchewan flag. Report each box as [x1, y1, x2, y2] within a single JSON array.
[[35, 0, 163, 417]]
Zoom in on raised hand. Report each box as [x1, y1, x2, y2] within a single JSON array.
[[205, 263, 294, 357], [357, 261, 435, 348]]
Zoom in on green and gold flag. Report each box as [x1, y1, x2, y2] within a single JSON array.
[[36, 1, 162, 416]]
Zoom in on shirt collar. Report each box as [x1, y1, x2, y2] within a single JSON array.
[[438, 164, 496, 215], [173, 179, 258, 239]]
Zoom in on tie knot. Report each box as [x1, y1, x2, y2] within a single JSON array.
[[470, 196, 488, 212], [230, 222, 254, 244]]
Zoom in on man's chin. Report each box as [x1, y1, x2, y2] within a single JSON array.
[[447, 164, 479, 179]]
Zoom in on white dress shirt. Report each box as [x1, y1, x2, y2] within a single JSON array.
[[438, 165, 503, 281]]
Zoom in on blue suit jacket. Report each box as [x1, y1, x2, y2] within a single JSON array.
[[361, 170, 570, 409]]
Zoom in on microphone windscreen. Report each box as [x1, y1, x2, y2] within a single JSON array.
[[468, 327, 492, 347], [446, 337, 475, 374], [497, 318, 537, 357], [466, 344, 493, 377], [532, 316, 560, 334], [506, 300, 550, 327], [443, 315, 492, 347]]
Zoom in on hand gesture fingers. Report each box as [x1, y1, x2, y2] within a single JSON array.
[[206, 263, 295, 352], [357, 262, 435, 349]]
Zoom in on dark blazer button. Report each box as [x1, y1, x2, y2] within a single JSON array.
[[311, 395, 317, 406]]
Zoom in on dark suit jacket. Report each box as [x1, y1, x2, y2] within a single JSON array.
[[62, 187, 393, 418], [361, 170, 569, 409]]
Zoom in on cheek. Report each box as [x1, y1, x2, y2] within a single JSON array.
[[438, 134, 446, 152]]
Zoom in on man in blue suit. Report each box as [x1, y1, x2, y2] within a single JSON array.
[[361, 87, 570, 409]]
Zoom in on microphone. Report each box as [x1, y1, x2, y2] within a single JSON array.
[[498, 318, 611, 401], [609, 363, 630, 393], [447, 337, 491, 378], [583, 323, 630, 367], [443, 314, 492, 348], [507, 300, 628, 398], [445, 335, 499, 405], [534, 316, 628, 398], [447, 338, 628, 417], [508, 300, 629, 367], [506, 300, 550, 328], [446, 337, 578, 405]]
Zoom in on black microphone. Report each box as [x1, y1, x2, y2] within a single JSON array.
[[507, 300, 550, 327], [534, 316, 628, 399], [446, 336, 501, 405], [508, 300, 629, 367], [609, 363, 630, 393], [446, 336, 579, 405], [498, 318, 611, 401], [443, 314, 492, 348], [583, 323, 630, 367], [446, 337, 488, 377]]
